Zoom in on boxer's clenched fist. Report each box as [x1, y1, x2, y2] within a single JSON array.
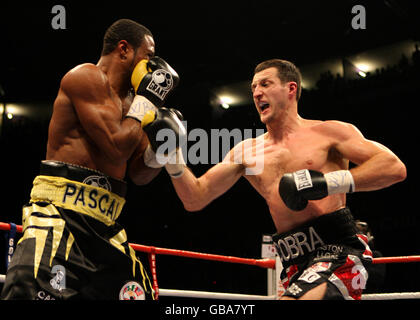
[[141, 108, 187, 178], [126, 57, 179, 122], [279, 169, 355, 211]]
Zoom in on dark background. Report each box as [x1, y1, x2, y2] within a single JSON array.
[[0, 0, 419, 297]]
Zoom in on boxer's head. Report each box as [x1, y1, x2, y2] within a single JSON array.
[[101, 19, 155, 71], [254, 59, 302, 101], [252, 59, 302, 124]]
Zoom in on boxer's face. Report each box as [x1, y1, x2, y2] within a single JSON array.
[[251, 67, 290, 124], [121, 35, 155, 74], [132, 35, 155, 66]]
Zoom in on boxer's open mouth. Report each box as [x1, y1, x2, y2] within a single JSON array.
[[259, 102, 270, 112]]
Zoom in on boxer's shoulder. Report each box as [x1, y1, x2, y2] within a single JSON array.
[[63, 63, 105, 85], [61, 63, 109, 99], [231, 134, 262, 152], [306, 120, 361, 140]]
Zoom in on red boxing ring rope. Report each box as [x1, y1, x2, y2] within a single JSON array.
[[0, 222, 23, 234], [1, 221, 419, 300], [130, 243, 276, 269], [372, 256, 420, 264], [3, 221, 418, 266]]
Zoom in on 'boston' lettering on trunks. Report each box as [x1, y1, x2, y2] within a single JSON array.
[[274, 226, 324, 262], [272, 208, 362, 266], [62, 183, 121, 221]]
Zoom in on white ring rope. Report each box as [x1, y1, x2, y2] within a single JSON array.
[[160, 289, 420, 300], [362, 292, 420, 300], [0, 274, 418, 300]]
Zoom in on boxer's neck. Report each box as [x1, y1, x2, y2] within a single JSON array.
[[265, 103, 302, 142], [97, 54, 131, 98]]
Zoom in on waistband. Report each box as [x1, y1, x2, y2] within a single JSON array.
[[272, 208, 358, 266], [30, 175, 126, 226], [40, 160, 127, 197]]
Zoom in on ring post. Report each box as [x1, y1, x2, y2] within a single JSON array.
[[261, 234, 276, 296], [148, 246, 159, 299], [5, 222, 16, 270]]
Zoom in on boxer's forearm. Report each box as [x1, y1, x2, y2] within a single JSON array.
[[128, 157, 162, 185], [171, 162, 244, 212], [171, 169, 208, 211], [350, 151, 406, 192], [127, 137, 162, 185]]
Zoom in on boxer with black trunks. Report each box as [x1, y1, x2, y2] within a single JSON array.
[[1, 19, 181, 300], [161, 59, 407, 299], [272, 208, 372, 299]]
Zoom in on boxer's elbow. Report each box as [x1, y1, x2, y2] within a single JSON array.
[[392, 158, 407, 183], [106, 150, 128, 166], [182, 197, 208, 212], [130, 169, 161, 186], [128, 159, 161, 186], [181, 192, 211, 212], [382, 153, 407, 186], [183, 204, 200, 212], [101, 140, 133, 165], [172, 176, 212, 212]]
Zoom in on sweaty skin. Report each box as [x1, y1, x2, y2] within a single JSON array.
[[46, 35, 160, 184], [169, 67, 407, 233], [167, 66, 406, 300]]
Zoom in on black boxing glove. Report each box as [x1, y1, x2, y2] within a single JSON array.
[[279, 169, 355, 211], [141, 108, 187, 178], [126, 57, 179, 122]]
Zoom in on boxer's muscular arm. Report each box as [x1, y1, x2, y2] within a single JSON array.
[[327, 121, 406, 191], [61, 64, 142, 165], [170, 149, 245, 211], [127, 134, 162, 185]]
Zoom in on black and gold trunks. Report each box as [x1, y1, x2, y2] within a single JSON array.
[[1, 160, 154, 300]]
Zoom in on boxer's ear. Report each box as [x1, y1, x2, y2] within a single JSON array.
[[287, 82, 298, 100], [117, 40, 130, 60]]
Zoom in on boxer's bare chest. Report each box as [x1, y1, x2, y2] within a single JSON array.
[[246, 128, 337, 200]]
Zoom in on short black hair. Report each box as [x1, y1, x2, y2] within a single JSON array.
[[101, 19, 153, 56], [254, 59, 302, 101]]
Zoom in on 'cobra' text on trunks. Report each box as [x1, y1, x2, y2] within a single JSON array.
[[275, 227, 324, 262]]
